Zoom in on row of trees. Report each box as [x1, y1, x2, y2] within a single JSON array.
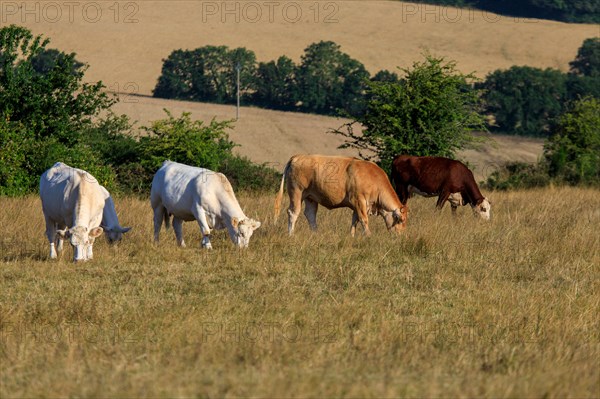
[[409, 0, 600, 23], [0, 25, 278, 196], [478, 38, 600, 137], [153, 41, 393, 116], [154, 38, 600, 137]]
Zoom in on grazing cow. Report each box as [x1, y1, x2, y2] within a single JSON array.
[[151, 161, 261, 249], [391, 155, 491, 220], [274, 154, 408, 236], [99, 186, 132, 244], [40, 163, 110, 261]]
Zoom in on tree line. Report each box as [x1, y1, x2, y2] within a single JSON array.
[[153, 41, 396, 117], [407, 0, 600, 23], [154, 38, 600, 138]]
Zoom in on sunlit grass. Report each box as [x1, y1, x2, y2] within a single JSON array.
[[1, 187, 599, 397]]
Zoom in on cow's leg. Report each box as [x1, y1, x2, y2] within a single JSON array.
[[350, 211, 360, 237], [287, 189, 303, 235], [356, 200, 371, 236], [172, 217, 186, 247], [192, 206, 213, 249], [303, 199, 318, 231], [451, 204, 458, 216], [153, 205, 165, 243], [86, 241, 94, 260], [44, 216, 58, 259], [436, 192, 451, 210]]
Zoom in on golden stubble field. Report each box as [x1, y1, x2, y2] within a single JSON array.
[[1, 187, 599, 397]]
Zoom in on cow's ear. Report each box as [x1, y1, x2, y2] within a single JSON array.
[[89, 227, 104, 238], [120, 227, 132, 234], [250, 219, 261, 230], [231, 217, 239, 229], [57, 229, 70, 239]]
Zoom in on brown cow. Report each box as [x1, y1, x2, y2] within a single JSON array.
[[391, 155, 491, 220], [274, 155, 408, 236]]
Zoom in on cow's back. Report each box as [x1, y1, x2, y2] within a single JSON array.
[[151, 161, 231, 219], [288, 155, 354, 208], [394, 156, 467, 191], [40, 162, 105, 226]]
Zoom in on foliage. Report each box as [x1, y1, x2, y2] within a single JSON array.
[[0, 25, 114, 145], [252, 56, 297, 110], [479, 66, 567, 137], [544, 97, 600, 185], [129, 110, 235, 187], [0, 120, 117, 195], [30, 48, 84, 75], [153, 46, 257, 104], [295, 41, 370, 115], [332, 55, 486, 172], [569, 37, 600, 78], [407, 0, 600, 23], [154, 41, 371, 116], [219, 155, 281, 193], [483, 162, 550, 190]]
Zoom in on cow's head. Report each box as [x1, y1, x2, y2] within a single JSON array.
[[473, 198, 491, 220], [104, 226, 132, 245], [382, 205, 409, 233], [231, 217, 261, 248], [57, 226, 104, 262]]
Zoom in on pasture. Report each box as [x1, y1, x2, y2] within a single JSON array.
[[1, 187, 598, 397]]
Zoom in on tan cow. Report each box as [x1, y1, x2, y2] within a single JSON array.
[[274, 155, 408, 236]]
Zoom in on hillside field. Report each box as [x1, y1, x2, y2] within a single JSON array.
[[111, 95, 545, 181], [1, 188, 599, 397]]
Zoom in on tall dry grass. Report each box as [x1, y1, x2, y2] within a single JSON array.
[[1, 187, 598, 397]]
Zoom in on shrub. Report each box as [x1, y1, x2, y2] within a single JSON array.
[[332, 54, 486, 172], [544, 97, 600, 185], [484, 162, 550, 190]]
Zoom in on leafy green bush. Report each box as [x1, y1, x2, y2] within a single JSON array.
[[332, 54, 486, 172], [484, 162, 550, 191], [544, 97, 600, 185], [219, 156, 280, 192]]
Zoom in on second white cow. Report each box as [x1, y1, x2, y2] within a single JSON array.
[[150, 161, 261, 249]]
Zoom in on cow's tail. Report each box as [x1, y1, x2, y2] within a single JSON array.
[[163, 207, 171, 230], [273, 160, 291, 224]]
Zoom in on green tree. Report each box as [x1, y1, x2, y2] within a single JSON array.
[[569, 37, 600, 78], [31, 48, 84, 75], [544, 97, 600, 185], [295, 41, 370, 115], [0, 25, 114, 145], [252, 56, 297, 110], [153, 46, 256, 104], [332, 55, 486, 172], [480, 66, 567, 136]]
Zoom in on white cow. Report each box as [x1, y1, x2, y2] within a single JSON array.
[[40, 162, 130, 261], [100, 186, 132, 244], [151, 161, 261, 249]]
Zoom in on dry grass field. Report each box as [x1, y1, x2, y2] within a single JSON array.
[[1, 187, 599, 397]]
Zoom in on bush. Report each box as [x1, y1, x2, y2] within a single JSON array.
[[219, 156, 280, 192], [484, 162, 550, 190], [332, 54, 486, 172], [544, 97, 600, 185]]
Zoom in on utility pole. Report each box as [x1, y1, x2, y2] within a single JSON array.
[[236, 63, 240, 120]]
